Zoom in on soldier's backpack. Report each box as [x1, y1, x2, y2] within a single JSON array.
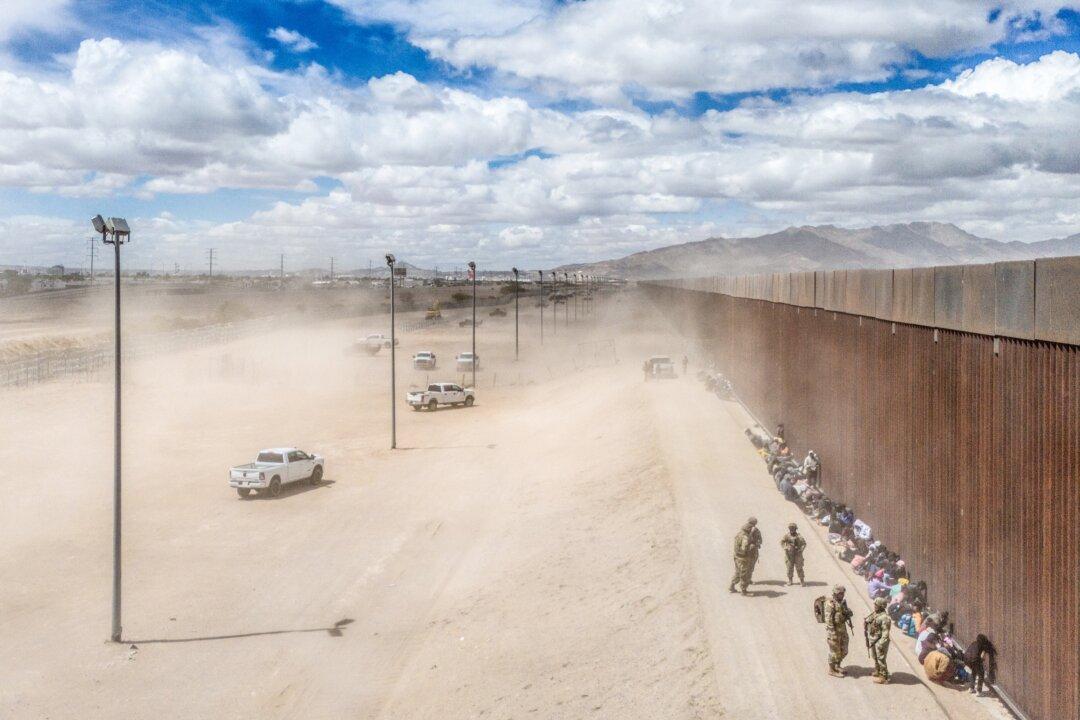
[[813, 595, 827, 623]]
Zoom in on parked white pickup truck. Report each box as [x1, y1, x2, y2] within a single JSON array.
[[229, 448, 325, 499], [455, 352, 479, 372], [413, 350, 437, 369], [407, 383, 475, 411]]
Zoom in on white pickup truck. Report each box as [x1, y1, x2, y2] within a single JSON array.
[[407, 383, 475, 411], [455, 352, 480, 372], [229, 448, 325, 499], [413, 351, 437, 369]]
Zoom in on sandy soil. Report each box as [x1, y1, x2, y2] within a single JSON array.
[[0, 292, 1006, 719]]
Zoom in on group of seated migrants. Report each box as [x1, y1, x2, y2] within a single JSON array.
[[730, 394, 999, 696]]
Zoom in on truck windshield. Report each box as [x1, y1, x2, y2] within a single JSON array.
[[257, 452, 284, 463]]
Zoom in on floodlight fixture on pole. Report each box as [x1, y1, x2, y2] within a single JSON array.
[[92, 214, 129, 643], [468, 261, 477, 388], [386, 253, 397, 450], [512, 267, 519, 360]]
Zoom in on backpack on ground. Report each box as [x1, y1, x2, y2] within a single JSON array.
[[813, 595, 827, 623]]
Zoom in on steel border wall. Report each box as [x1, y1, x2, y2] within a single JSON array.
[[643, 283, 1079, 720]]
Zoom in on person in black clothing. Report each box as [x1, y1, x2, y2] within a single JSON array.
[[965, 634, 997, 694]]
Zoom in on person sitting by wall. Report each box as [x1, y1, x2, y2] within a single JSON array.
[[867, 569, 892, 600]]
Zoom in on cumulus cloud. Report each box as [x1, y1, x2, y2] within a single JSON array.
[[366, 0, 1080, 100], [267, 27, 318, 53], [4, 30, 1080, 267]]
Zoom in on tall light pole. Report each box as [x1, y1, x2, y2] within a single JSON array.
[[386, 254, 397, 450], [537, 270, 544, 346], [512, 267, 519, 360], [552, 271, 557, 335], [468, 261, 477, 387], [92, 214, 129, 643], [563, 272, 570, 326]]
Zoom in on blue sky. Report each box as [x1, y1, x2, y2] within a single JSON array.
[[2, 0, 1080, 270]]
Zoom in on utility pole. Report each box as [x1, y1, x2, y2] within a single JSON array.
[[573, 273, 578, 321], [207, 247, 215, 281], [386, 254, 397, 449], [280, 254, 284, 282], [564, 272, 569, 325], [552, 271, 557, 335], [330, 257, 335, 282], [512, 267, 519, 360], [91, 215, 130, 643], [538, 270, 544, 346], [87, 236, 98, 285], [468, 261, 477, 388]]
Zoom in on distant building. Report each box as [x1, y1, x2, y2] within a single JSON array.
[[48, 264, 65, 276]]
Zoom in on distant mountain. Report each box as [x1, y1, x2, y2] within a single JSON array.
[[557, 223, 1080, 279]]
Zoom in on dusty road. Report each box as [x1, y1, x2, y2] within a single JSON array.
[[0, 294, 1005, 719]]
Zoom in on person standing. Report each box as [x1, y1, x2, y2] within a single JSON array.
[[681, 355, 688, 375], [780, 523, 807, 585], [865, 596, 892, 684], [824, 585, 853, 677], [729, 517, 761, 595]]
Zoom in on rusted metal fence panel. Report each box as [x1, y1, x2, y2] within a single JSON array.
[[643, 283, 1080, 720], [1035, 256, 1080, 344]]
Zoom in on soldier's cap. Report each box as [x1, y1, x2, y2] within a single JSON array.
[[874, 597, 888, 609], [747, 516, 758, 525], [788, 522, 798, 530], [832, 584, 845, 596]]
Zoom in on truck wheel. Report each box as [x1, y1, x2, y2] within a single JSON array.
[[428, 399, 438, 411], [464, 396, 474, 407], [269, 477, 282, 498], [237, 488, 252, 499], [310, 466, 323, 485], [412, 405, 421, 411]]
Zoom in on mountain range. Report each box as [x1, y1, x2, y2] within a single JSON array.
[[557, 222, 1080, 279]]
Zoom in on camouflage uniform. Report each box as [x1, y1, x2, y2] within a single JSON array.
[[729, 518, 761, 594], [865, 597, 892, 683], [824, 587, 852, 675], [779, 525, 806, 584]]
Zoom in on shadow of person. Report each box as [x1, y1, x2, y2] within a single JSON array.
[[746, 589, 787, 599], [882, 672, 923, 686], [801, 581, 829, 587], [753, 580, 788, 587]]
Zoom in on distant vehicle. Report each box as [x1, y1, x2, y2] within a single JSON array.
[[363, 333, 398, 348], [407, 383, 475, 411], [425, 302, 442, 320], [489, 307, 507, 317], [229, 448, 324, 499], [456, 352, 480, 372], [413, 350, 437, 370], [644, 355, 676, 380], [458, 318, 484, 327]]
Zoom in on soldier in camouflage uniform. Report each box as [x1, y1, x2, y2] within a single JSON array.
[[824, 585, 853, 677], [864, 596, 892, 684], [728, 517, 761, 594], [779, 522, 807, 585]]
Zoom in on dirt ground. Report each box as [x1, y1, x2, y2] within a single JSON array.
[[0, 291, 1010, 719]]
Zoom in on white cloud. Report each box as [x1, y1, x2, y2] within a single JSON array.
[[391, 0, 1080, 100], [4, 32, 1080, 267], [940, 49, 1080, 101], [328, 0, 549, 37], [267, 27, 318, 53], [0, 0, 74, 42]]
